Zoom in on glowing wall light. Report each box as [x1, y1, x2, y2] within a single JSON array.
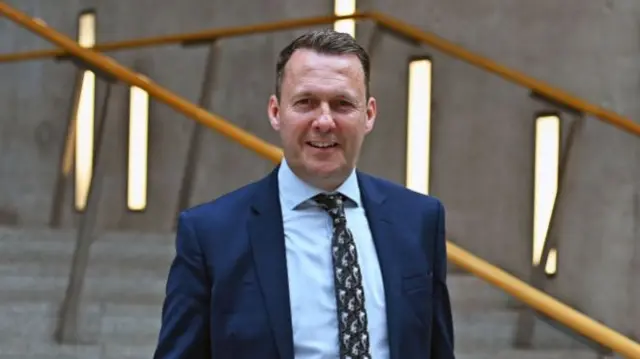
[[127, 86, 149, 211], [334, 0, 356, 38], [75, 11, 96, 210], [533, 114, 560, 275], [405, 58, 433, 195]]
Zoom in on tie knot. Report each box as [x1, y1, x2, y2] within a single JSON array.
[[313, 193, 346, 224]]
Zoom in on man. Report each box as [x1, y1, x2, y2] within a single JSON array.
[[154, 29, 455, 359]]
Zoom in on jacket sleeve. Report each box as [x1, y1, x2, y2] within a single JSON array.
[[153, 212, 211, 359], [430, 200, 456, 358]]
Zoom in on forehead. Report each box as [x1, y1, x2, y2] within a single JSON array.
[[282, 49, 365, 94]]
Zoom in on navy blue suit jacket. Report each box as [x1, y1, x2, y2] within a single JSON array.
[[153, 167, 455, 359]]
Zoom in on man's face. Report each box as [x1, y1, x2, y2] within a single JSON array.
[[268, 49, 376, 190]]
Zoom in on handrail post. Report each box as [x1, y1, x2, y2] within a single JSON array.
[[174, 39, 221, 226], [54, 59, 117, 343], [364, 23, 383, 57], [514, 92, 597, 350], [367, 20, 421, 48], [49, 68, 83, 227]]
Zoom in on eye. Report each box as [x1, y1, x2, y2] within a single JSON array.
[[294, 98, 313, 108], [333, 99, 355, 111]]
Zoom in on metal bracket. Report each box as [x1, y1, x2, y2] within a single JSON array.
[[49, 69, 84, 227], [374, 22, 421, 47], [515, 91, 588, 349], [55, 81, 113, 344], [180, 36, 219, 48], [530, 90, 584, 118], [365, 23, 384, 56], [55, 53, 118, 84], [531, 309, 613, 356], [174, 40, 220, 226]]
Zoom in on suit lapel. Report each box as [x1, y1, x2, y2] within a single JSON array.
[[248, 168, 294, 359], [358, 173, 402, 359], [247, 169, 404, 359]]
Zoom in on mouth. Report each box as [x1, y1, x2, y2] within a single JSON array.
[[306, 141, 339, 149]]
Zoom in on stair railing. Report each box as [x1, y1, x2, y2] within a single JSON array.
[[1, 3, 640, 357]]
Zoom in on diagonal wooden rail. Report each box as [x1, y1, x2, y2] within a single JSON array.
[[2, 3, 640, 358], [0, 4, 283, 162], [1, 11, 639, 139], [0, 12, 370, 62]]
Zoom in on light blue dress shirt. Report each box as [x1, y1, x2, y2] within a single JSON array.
[[277, 158, 390, 359]]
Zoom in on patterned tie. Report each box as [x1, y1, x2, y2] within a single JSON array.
[[314, 193, 371, 359]]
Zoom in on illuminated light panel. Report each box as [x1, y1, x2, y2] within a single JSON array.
[[334, 0, 356, 38], [405, 59, 433, 195], [75, 11, 96, 210], [127, 86, 149, 211], [533, 114, 560, 275]]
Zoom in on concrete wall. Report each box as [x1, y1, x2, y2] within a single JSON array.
[[359, 0, 640, 339], [0, 0, 332, 231], [1, 0, 639, 339], [0, 0, 83, 227]]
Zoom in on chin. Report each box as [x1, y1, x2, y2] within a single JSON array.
[[306, 161, 348, 179]]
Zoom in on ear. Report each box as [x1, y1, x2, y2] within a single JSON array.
[[267, 95, 281, 131], [364, 96, 377, 134]]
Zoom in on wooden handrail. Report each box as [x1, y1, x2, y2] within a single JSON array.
[[367, 11, 640, 139], [1, 11, 639, 139], [447, 243, 640, 358], [0, 12, 370, 62], [2, 3, 640, 358], [0, 3, 283, 163]]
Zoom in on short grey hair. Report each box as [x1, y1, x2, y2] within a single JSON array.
[[275, 29, 371, 100]]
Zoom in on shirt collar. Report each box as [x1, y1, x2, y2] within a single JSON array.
[[277, 157, 362, 210]]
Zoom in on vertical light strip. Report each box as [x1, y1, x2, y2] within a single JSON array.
[[334, 0, 356, 38], [405, 59, 433, 195], [75, 12, 96, 210], [127, 86, 149, 211], [545, 248, 558, 275], [533, 115, 560, 275]]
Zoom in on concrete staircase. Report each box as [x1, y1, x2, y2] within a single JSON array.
[[0, 225, 602, 359]]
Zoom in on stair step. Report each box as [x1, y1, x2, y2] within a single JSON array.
[[0, 275, 166, 305], [0, 260, 171, 278], [453, 309, 592, 351], [454, 349, 600, 359], [102, 344, 157, 359], [0, 226, 174, 257], [0, 303, 102, 343], [447, 273, 518, 309], [0, 340, 601, 359], [0, 237, 175, 263], [100, 346, 600, 359], [0, 225, 174, 241], [0, 225, 607, 356], [0, 301, 591, 350], [101, 305, 163, 345], [0, 341, 101, 359], [0, 302, 162, 346]]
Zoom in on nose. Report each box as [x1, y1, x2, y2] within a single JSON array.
[[312, 104, 335, 133]]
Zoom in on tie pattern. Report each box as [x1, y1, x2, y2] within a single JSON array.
[[314, 193, 371, 359]]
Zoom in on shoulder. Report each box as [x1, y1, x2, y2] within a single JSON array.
[[358, 171, 444, 214], [177, 175, 266, 230]]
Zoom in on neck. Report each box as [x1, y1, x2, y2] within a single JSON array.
[[306, 176, 345, 193], [284, 162, 352, 193]]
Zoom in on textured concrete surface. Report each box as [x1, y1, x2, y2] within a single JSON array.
[[0, 225, 604, 358], [1, 0, 639, 343], [359, 0, 640, 338]]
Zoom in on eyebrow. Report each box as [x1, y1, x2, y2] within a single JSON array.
[[292, 90, 359, 101]]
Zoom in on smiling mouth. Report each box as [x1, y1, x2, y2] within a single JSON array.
[[307, 141, 338, 149]]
